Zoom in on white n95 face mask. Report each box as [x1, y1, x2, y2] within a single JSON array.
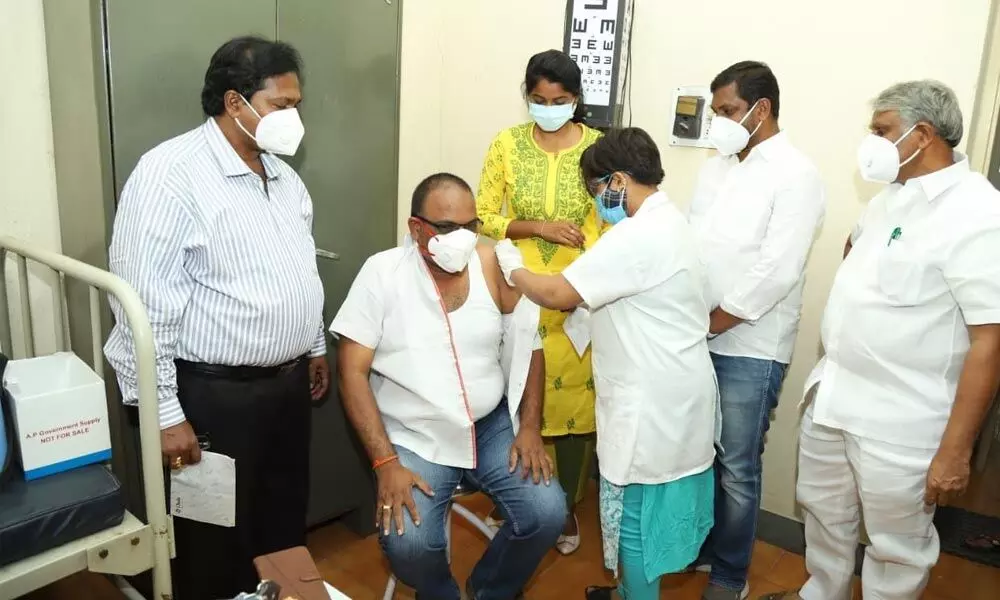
[[236, 96, 305, 156], [427, 229, 478, 273], [708, 101, 762, 156], [856, 124, 920, 184]]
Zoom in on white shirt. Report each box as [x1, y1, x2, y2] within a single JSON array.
[[563, 191, 719, 486], [689, 132, 826, 362], [105, 118, 326, 429], [806, 155, 1000, 449], [329, 238, 542, 468]]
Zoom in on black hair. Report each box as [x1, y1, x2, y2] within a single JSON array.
[[710, 61, 780, 118], [201, 36, 303, 116], [524, 50, 587, 124], [580, 127, 664, 186], [411, 173, 474, 217]]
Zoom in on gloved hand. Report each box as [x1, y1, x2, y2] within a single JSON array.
[[494, 239, 525, 287]]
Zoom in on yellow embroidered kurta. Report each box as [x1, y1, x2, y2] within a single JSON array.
[[477, 122, 602, 436]]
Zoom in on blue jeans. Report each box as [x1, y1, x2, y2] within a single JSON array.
[[703, 353, 787, 591], [379, 401, 567, 600]]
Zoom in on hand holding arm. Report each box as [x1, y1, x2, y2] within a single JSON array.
[[495, 240, 583, 310], [494, 239, 525, 286]]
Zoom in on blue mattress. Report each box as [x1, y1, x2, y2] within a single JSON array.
[[0, 464, 125, 567]]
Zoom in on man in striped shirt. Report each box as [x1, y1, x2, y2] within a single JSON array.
[[104, 36, 328, 599]]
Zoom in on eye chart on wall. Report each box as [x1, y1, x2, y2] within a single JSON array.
[[563, 0, 630, 128]]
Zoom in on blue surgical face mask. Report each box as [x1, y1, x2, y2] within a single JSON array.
[[594, 175, 629, 225], [529, 102, 576, 132]]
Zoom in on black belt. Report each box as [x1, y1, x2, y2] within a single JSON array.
[[175, 356, 307, 380]]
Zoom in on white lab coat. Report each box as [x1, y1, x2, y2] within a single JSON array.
[[562, 191, 719, 486]]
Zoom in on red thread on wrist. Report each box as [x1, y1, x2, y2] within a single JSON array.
[[373, 455, 399, 470]]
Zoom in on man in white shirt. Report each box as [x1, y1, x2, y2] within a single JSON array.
[[767, 81, 1000, 600], [330, 173, 566, 600], [687, 61, 826, 600]]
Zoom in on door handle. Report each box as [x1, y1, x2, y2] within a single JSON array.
[[316, 249, 340, 261]]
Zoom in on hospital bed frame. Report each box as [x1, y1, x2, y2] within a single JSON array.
[[0, 236, 172, 599]]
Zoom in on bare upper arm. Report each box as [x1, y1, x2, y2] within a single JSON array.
[[968, 323, 1000, 346], [336, 336, 376, 377], [476, 243, 521, 314]]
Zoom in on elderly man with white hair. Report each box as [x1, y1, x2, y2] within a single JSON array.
[[763, 80, 1000, 600]]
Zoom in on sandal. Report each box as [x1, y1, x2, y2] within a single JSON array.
[[556, 514, 581, 555], [963, 533, 1000, 551], [756, 593, 802, 600]]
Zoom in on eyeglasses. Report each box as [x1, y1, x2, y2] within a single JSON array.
[[586, 172, 632, 200], [585, 174, 612, 197], [413, 215, 482, 235]]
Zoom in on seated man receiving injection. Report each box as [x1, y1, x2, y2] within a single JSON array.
[[330, 173, 567, 600]]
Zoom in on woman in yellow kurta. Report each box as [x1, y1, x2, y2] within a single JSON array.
[[477, 49, 602, 554]]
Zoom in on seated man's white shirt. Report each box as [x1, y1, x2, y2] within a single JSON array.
[[440, 253, 507, 420], [805, 154, 1000, 449], [562, 191, 719, 486], [329, 237, 541, 468], [688, 132, 826, 363]]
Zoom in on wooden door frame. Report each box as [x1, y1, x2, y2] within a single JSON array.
[[968, 1, 1000, 473], [967, 0, 1000, 173]]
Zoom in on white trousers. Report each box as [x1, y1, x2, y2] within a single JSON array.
[[797, 408, 940, 600]]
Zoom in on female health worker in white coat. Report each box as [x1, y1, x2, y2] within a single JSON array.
[[494, 127, 721, 600]]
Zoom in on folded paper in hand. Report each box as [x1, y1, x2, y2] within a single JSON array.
[[563, 307, 591, 358], [170, 451, 236, 527]]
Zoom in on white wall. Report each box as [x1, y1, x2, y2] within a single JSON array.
[[398, 0, 993, 518], [0, 0, 64, 357]]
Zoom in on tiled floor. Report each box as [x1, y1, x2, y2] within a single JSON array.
[[26, 485, 1000, 599]]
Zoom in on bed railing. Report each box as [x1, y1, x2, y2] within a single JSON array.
[[0, 235, 172, 599]]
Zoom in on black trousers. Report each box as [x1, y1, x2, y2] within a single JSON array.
[[169, 360, 312, 600]]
